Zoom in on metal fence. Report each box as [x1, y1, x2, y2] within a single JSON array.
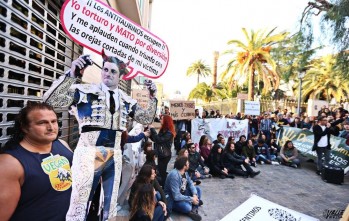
[[0, 0, 83, 148], [201, 98, 308, 115]]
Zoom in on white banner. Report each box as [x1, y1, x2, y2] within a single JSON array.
[[221, 195, 319, 221], [244, 101, 260, 115], [191, 119, 249, 145]]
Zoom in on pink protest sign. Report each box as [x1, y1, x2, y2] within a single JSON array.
[[60, 0, 169, 80]]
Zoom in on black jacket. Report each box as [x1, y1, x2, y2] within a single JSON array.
[[312, 118, 344, 150], [223, 151, 244, 168], [150, 128, 173, 158]]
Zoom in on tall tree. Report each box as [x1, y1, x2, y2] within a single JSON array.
[[186, 60, 211, 85], [212, 51, 219, 88], [188, 82, 215, 103], [293, 55, 349, 102], [221, 28, 287, 100], [300, 0, 349, 74]]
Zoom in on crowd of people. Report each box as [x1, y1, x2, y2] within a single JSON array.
[[1, 52, 348, 221]]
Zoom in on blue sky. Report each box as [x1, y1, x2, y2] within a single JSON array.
[[150, 0, 310, 98]]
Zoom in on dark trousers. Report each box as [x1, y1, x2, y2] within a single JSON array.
[[228, 162, 254, 176], [158, 156, 171, 186]]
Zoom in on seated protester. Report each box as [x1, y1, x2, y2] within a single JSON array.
[[217, 136, 226, 149], [227, 136, 235, 144], [199, 136, 212, 163], [129, 165, 167, 213], [207, 144, 234, 179], [143, 140, 153, 154], [260, 134, 271, 147], [242, 139, 257, 167], [289, 117, 302, 128], [301, 117, 312, 130], [269, 138, 280, 158], [180, 132, 191, 149], [144, 150, 161, 185], [235, 135, 246, 156], [187, 143, 212, 181], [276, 140, 300, 168], [130, 183, 166, 221], [223, 142, 260, 178], [254, 139, 272, 164], [164, 157, 203, 221], [177, 148, 202, 186], [213, 133, 223, 145]]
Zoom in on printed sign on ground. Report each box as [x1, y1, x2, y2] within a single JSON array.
[[61, 0, 169, 80], [220, 195, 319, 221], [169, 100, 195, 120]]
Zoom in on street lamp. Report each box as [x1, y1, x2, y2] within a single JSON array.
[[297, 69, 306, 116]]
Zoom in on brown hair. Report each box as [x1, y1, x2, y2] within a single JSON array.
[[129, 183, 155, 220]]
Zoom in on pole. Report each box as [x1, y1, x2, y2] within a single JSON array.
[[297, 78, 302, 116]]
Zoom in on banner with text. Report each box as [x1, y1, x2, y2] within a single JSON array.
[[221, 195, 319, 221], [61, 0, 169, 80], [244, 101, 260, 115], [131, 89, 148, 109], [278, 127, 349, 172], [169, 100, 195, 120], [191, 119, 249, 145]]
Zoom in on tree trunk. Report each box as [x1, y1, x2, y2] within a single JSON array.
[[197, 73, 200, 85], [212, 51, 219, 88], [248, 67, 255, 101]]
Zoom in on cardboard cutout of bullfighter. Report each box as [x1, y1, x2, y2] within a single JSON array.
[[43, 50, 157, 221]]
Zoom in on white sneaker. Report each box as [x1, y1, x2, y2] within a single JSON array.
[[260, 161, 265, 165]]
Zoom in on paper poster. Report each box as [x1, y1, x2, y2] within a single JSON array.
[[60, 0, 169, 80]]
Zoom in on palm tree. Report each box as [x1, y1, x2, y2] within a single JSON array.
[[212, 51, 219, 88], [293, 55, 349, 102], [188, 82, 215, 103], [186, 60, 211, 85], [221, 28, 287, 100]]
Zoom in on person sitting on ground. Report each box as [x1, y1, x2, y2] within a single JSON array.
[[129, 183, 166, 221], [207, 144, 234, 179], [269, 138, 279, 159], [187, 143, 211, 181], [216, 136, 226, 149], [290, 117, 302, 128], [227, 136, 235, 145], [213, 133, 224, 145], [242, 139, 257, 167], [144, 150, 161, 185], [254, 139, 272, 164], [276, 140, 300, 168], [129, 165, 167, 221], [223, 141, 260, 178], [235, 135, 247, 156], [180, 131, 191, 149], [164, 157, 203, 221], [177, 148, 201, 186], [199, 135, 212, 163], [301, 117, 312, 130]]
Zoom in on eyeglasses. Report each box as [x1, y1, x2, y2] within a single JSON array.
[[190, 146, 196, 149]]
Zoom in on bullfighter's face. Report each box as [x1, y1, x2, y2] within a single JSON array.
[[101, 62, 120, 90]]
